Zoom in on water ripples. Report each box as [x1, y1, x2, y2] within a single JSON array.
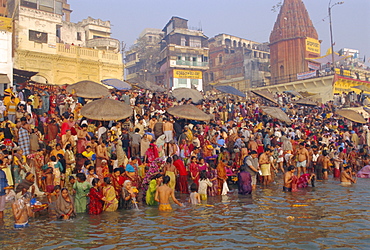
[[0, 178, 369, 249]]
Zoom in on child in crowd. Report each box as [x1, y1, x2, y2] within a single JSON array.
[[189, 183, 200, 205], [198, 170, 213, 201]]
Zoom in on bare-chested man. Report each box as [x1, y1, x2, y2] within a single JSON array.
[[296, 142, 310, 177], [340, 166, 356, 186], [163, 118, 174, 155], [155, 175, 183, 211], [259, 148, 272, 185], [322, 150, 330, 180], [12, 193, 33, 228], [283, 165, 296, 192]]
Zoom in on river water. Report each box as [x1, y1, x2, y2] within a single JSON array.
[[0, 178, 369, 250]]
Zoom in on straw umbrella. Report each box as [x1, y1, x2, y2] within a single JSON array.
[[167, 105, 210, 121], [67, 80, 110, 99], [295, 98, 317, 106], [101, 79, 132, 90], [336, 109, 367, 124], [260, 106, 292, 124], [251, 90, 278, 105], [137, 81, 166, 92], [172, 88, 203, 103], [80, 98, 133, 121]]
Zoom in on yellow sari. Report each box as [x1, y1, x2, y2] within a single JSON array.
[[103, 185, 118, 211]]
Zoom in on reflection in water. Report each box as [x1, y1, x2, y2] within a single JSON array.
[[1, 178, 369, 249]]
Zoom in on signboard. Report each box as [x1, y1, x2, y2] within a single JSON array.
[[306, 37, 320, 54], [0, 17, 12, 32], [173, 69, 202, 79], [297, 70, 316, 80], [308, 61, 320, 70]]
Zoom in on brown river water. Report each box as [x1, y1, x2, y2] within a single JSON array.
[[0, 177, 369, 250]]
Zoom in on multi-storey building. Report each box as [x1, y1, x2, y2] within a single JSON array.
[[205, 33, 270, 93], [158, 16, 209, 91], [125, 28, 164, 83], [7, 0, 123, 85]]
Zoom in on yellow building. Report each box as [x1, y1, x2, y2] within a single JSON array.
[[8, 0, 123, 85]]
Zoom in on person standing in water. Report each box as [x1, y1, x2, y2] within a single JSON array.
[[155, 176, 183, 211], [340, 166, 356, 186], [283, 165, 296, 192], [12, 193, 33, 228]]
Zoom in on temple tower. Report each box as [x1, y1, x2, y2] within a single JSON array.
[[269, 0, 320, 84]]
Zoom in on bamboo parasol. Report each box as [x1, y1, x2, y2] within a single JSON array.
[[80, 98, 133, 121], [251, 90, 278, 105], [295, 98, 317, 106], [172, 88, 203, 103], [137, 81, 166, 92], [67, 80, 110, 99], [101, 78, 132, 90], [166, 105, 210, 121], [336, 109, 367, 124], [260, 106, 292, 124]]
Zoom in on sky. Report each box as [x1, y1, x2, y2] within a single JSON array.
[[70, 0, 370, 65]]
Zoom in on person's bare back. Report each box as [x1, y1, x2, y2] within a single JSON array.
[[155, 176, 183, 211]]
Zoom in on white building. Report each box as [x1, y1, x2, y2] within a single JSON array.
[[0, 16, 13, 94]]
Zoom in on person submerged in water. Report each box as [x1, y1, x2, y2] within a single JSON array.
[[340, 165, 356, 186], [283, 165, 296, 192], [155, 175, 183, 211], [12, 192, 33, 228]]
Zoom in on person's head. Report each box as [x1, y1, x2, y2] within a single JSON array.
[[76, 173, 86, 182], [135, 128, 140, 133], [198, 158, 205, 165], [123, 180, 132, 190], [191, 156, 197, 163], [199, 170, 207, 180], [113, 167, 123, 177], [61, 188, 69, 199], [131, 157, 138, 164], [104, 177, 111, 185], [287, 165, 296, 172], [54, 185, 61, 194], [88, 165, 95, 175], [57, 153, 64, 160], [92, 178, 100, 187], [190, 183, 198, 193], [250, 150, 258, 158], [69, 175, 75, 184], [163, 175, 170, 185], [50, 155, 57, 162], [166, 157, 172, 164], [101, 159, 108, 167]]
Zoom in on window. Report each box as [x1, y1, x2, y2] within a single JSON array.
[[185, 56, 190, 61], [219, 55, 223, 64], [20, 0, 37, 9], [39, 0, 54, 13], [77, 32, 82, 41], [148, 36, 152, 43], [178, 78, 187, 87], [192, 57, 197, 62], [29, 30, 48, 43], [181, 36, 186, 46], [280, 65, 284, 76], [177, 55, 182, 60], [202, 56, 208, 62], [189, 37, 201, 48]]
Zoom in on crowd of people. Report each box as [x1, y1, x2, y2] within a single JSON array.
[[0, 83, 369, 228]]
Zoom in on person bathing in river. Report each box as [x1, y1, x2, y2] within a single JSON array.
[[12, 192, 33, 228], [155, 175, 183, 211], [340, 165, 356, 186], [283, 165, 296, 192]]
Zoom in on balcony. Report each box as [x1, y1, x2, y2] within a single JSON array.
[[86, 38, 120, 52], [176, 60, 208, 67]]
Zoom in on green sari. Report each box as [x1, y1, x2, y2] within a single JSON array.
[[73, 181, 92, 213]]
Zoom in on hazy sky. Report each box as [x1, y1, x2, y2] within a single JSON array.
[[70, 0, 370, 65]]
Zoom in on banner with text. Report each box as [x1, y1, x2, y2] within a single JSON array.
[[306, 37, 320, 54], [297, 70, 316, 80], [173, 69, 202, 79]]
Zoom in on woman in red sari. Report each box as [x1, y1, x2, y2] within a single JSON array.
[[87, 178, 105, 215], [145, 143, 159, 163], [189, 156, 200, 186]]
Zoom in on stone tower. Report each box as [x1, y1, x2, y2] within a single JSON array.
[[269, 0, 320, 84]]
